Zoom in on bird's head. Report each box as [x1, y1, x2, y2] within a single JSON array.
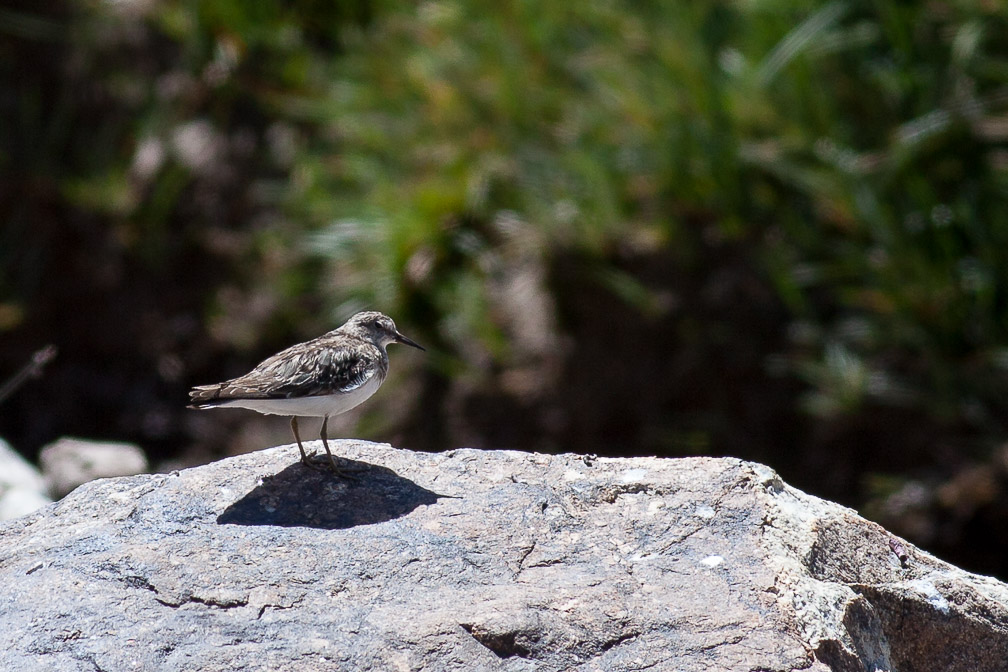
[[344, 311, 425, 351]]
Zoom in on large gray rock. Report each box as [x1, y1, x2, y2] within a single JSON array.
[[0, 443, 1006, 671]]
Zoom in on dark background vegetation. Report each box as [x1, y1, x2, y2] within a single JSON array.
[[3, 0, 1008, 578]]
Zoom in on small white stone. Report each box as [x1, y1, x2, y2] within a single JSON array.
[[40, 437, 148, 498], [0, 438, 52, 520]]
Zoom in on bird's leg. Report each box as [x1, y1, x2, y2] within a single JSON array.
[[320, 415, 340, 473], [291, 416, 315, 465], [317, 416, 365, 477]]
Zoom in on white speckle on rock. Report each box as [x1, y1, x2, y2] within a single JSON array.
[[620, 469, 649, 483], [909, 577, 950, 614], [695, 505, 716, 519], [563, 470, 585, 481], [701, 555, 725, 568]]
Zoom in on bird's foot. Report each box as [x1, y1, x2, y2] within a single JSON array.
[[300, 448, 332, 472], [301, 452, 366, 479], [300, 454, 328, 472]]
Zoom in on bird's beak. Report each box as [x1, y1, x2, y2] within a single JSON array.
[[394, 331, 425, 351]]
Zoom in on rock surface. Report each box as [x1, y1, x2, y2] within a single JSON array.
[[1, 442, 1007, 671]]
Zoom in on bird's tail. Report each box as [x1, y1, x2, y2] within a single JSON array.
[[188, 384, 224, 409]]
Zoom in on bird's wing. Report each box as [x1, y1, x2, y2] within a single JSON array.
[[193, 343, 380, 402]]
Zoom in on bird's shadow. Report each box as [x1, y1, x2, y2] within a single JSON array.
[[216, 457, 447, 530]]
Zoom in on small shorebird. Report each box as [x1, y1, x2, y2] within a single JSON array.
[[189, 311, 424, 473]]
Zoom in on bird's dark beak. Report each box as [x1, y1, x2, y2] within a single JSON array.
[[394, 331, 425, 351]]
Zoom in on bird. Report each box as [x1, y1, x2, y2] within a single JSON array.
[[189, 311, 424, 473]]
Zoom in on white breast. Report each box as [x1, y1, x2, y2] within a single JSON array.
[[213, 373, 385, 418]]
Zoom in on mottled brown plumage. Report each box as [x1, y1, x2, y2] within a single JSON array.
[[189, 311, 423, 473]]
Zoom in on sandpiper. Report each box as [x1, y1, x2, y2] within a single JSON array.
[[189, 311, 424, 473]]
